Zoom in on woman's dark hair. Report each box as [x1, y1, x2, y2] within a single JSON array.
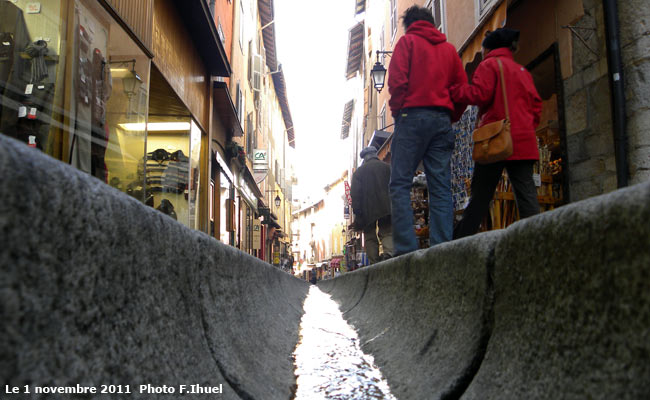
[[482, 28, 520, 51], [402, 6, 435, 30]]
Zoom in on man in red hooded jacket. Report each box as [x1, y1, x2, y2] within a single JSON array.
[[387, 6, 467, 255]]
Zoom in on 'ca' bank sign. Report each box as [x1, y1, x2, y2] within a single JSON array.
[[253, 149, 268, 171]]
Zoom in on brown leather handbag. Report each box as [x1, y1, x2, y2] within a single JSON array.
[[472, 58, 513, 164]]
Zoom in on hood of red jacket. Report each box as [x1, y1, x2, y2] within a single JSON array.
[[484, 47, 514, 60], [406, 20, 447, 45]]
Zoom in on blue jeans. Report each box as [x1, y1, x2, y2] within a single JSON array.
[[390, 108, 454, 255]]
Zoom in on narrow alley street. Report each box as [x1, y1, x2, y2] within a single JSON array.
[[1, 0, 649, 399]]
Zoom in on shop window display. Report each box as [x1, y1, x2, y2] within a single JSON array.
[[0, 0, 61, 152], [220, 170, 233, 244], [0, 0, 149, 202], [145, 121, 191, 225]]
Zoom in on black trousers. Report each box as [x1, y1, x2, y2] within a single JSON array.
[[454, 160, 540, 239]]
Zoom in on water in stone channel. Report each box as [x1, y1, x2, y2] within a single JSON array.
[[293, 286, 397, 400]]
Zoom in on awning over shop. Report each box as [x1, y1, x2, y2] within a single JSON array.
[[459, 0, 508, 67], [242, 165, 263, 199], [346, 22, 364, 79], [377, 132, 393, 162], [369, 129, 391, 150], [213, 81, 243, 137], [259, 205, 281, 229], [341, 100, 354, 139], [172, 0, 230, 76]]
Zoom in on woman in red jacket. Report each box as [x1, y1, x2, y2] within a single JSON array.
[[452, 28, 543, 239]]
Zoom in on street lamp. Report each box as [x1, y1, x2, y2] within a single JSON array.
[[371, 51, 393, 93], [267, 189, 282, 208]]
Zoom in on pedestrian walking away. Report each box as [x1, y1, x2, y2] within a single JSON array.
[[350, 146, 393, 264], [387, 6, 467, 256], [451, 28, 543, 239]]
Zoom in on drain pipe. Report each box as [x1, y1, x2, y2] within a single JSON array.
[[602, 0, 628, 187]]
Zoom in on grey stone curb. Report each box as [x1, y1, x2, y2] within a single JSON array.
[[0, 134, 309, 400], [323, 179, 650, 400]]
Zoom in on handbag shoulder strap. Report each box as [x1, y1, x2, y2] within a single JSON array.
[[496, 58, 510, 121]]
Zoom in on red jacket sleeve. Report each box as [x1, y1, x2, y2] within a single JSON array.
[[387, 37, 410, 117], [450, 60, 498, 109], [450, 53, 469, 122]]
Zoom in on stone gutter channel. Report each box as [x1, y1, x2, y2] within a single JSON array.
[[1, 134, 649, 399]]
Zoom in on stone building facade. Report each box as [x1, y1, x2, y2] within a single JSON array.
[[564, 0, 650, 200]]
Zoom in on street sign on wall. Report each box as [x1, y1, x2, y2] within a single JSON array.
[[253, 219, 261, 250]]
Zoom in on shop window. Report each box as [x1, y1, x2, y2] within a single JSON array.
[[144, 120, 190, 225], [209, 180, 214, 222], [220, 171, 233, 244], [188, 119, 201, 230], [477, 0, 498, 20], [427, 0, 446, 33], [0, 0, 149, 202]]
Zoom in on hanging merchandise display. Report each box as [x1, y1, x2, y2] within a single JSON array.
[[451, 106, 478, 212], [145, 130, 192, 226], [0, 1, 58, 152], [0, 0, 150, 202]]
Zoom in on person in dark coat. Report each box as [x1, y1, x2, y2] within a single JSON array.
[[451, 28, 543, 239], [351, 146, 393, 264]]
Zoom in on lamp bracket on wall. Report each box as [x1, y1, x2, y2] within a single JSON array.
[[562, 25, 599, 56]]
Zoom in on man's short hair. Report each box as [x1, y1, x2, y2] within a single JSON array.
[[402, 6, 435, 30]]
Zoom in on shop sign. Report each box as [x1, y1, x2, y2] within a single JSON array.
[[273, 251, 280, 265], [252, 219, 261, 250], [344, 180, 351, 205], [344, 205, 350, 220], [253, 149, 268, 171]]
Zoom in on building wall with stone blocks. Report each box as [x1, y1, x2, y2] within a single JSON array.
[[563, 0, 650, 201], [618, 0, 650, 185]]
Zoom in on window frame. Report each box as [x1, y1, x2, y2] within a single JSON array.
[[238, 0, 245, 52], [426, 0, 447, 34], [235, 81, 245, 127], [390, 0, 397, 41], [476, 0, 498, 21]]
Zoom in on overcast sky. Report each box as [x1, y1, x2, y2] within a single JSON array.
[[274, 1, 360, 203]]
